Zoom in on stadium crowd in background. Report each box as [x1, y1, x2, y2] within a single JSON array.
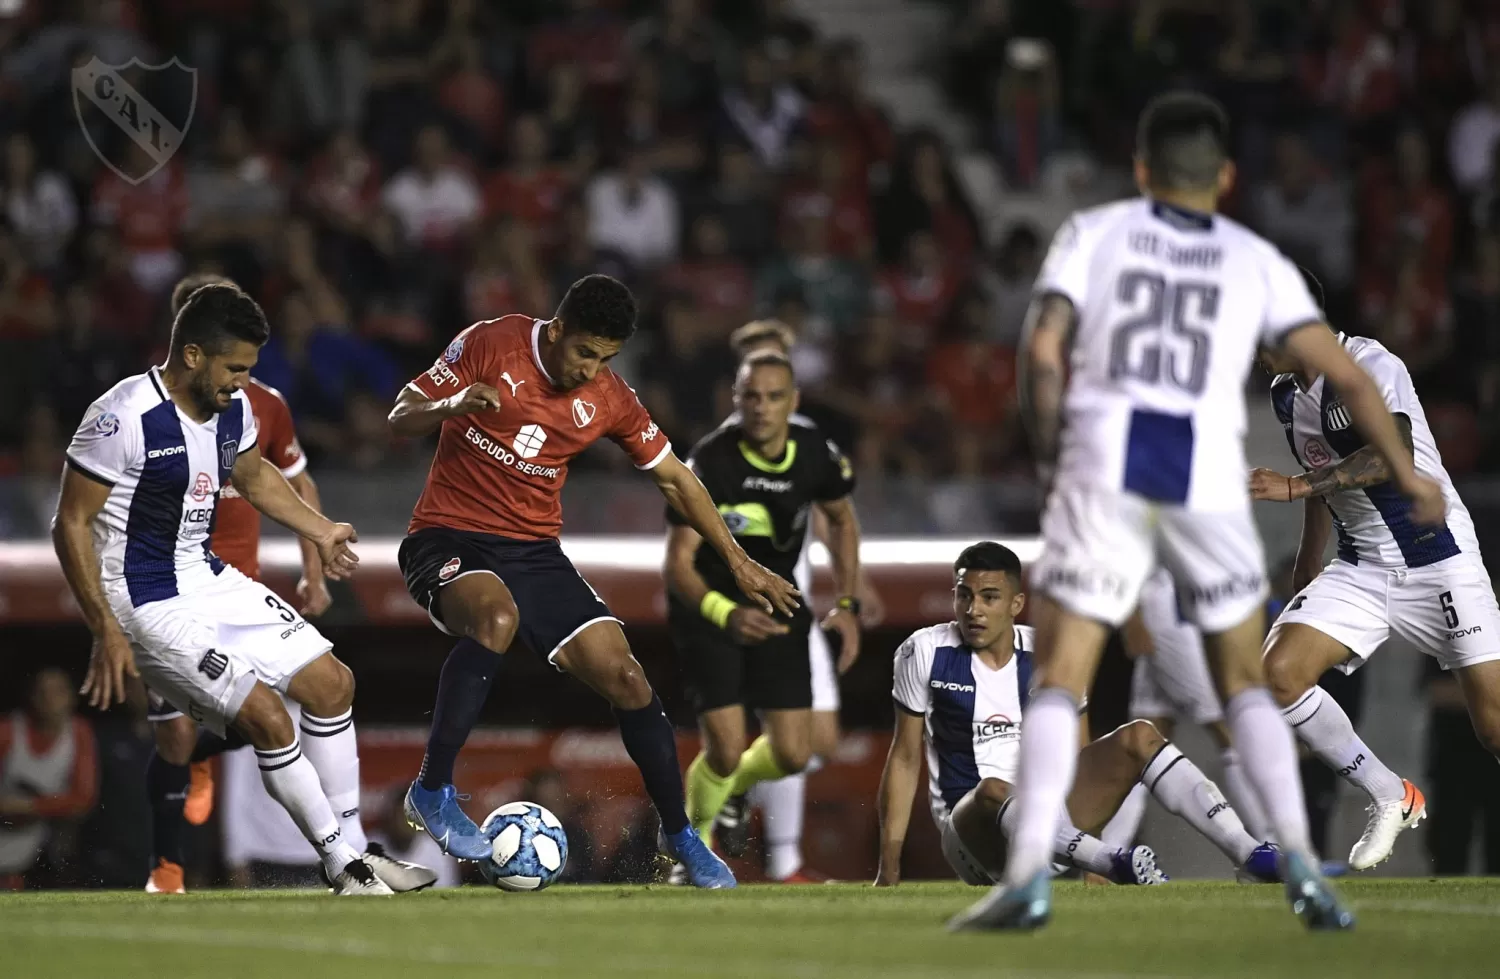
[[2, 0, 1496, 492]]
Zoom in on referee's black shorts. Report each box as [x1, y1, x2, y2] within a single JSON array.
[[669, 602, 813, 714], [399, 527, 616, 662]]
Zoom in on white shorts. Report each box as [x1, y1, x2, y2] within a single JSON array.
[[1129, 572, 1223, 725], [809, 623, 840, 713], [114, 567, 332, 736], [1268, 556, 1500, 673], [1033, 486, 1268, 632], [936, 807, 996, 886]]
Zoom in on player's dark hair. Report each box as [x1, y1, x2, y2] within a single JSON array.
[[170, 273, 239, 317], [954, 541, 1023, 587], [1137, 91, 1229, 191], [170, 283, 270, 357], [557, 274, 638, 341]]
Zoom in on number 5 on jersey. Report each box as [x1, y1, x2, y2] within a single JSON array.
[[1109, 270, 1220, 394]]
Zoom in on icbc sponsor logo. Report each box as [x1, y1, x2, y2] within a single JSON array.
[[974, 714, 1017, 742], [439, 557, 461, 581]]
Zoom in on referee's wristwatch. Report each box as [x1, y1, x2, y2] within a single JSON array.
[[835, 595, 862, 615]]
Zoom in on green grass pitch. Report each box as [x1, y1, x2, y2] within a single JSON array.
[[3, 879, 1498, 978]]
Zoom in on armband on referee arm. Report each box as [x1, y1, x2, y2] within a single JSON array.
[[700, 591, 739, 629]]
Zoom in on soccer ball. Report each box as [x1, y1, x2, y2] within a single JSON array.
[[478, 801, 569, 891]]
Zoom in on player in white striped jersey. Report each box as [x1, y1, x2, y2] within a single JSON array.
[[1251, 331, 1500, 871], [955, 92, 1443, 933], [876, 542, 1277, 890], [52, 284, 394, 895]]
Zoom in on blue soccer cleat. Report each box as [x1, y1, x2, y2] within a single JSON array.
[[662, 826, 737, 889], [947, 871, 1052, 932], [1237, 842, 1282, 883], [1108, 844, 1170, 885], [1284, 850, 1356, 931], [404, 781, 492, 862]]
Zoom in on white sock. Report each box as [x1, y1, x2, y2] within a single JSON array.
[[753, 771, 806, 881], [1225, 687, 1313, 856], [1143, 743, 1257, 864], [299, 708, 369, 852], [1220, 747, 1270, 841], [1283, 686, 1404, 805], [1099, 782, 1148, 849], [1002, 688, 1080, 886], [255, 740, 361, 877], [999, 797, 1118, 876]]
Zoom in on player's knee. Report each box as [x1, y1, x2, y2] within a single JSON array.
[[1117, 719, 1167, 764], [974, 778, 1011, 810], [154, 716, 197, 765], [235, 694, 296, 751], [601, 658, 653, 710], [1262, 644, 1310, 707], [468, 605, 518, 654], [771, 741, 811, 775], [1471, 712, 1500, 759]]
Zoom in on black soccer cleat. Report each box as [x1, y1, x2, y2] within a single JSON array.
[[715, 794, 751, 858]]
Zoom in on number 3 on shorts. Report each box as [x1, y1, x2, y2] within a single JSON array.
[[1438, 591, 1459, 630], [265, 594, 299, 623]]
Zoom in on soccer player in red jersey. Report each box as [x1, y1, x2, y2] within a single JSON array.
[[143, 275, 433, 895], [390, 274, 798, 887]]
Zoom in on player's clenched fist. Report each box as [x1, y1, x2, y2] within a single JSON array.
[[1249, 467, 1303, 502], [730, 557, 801, 617], [442, 382, 502, 417]]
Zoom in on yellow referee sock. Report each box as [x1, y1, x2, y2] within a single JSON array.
[[729, 734, 788, 796], [685, 752, 736, 846]]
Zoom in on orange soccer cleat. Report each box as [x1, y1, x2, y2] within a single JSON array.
[[777, 867, 834, 884], [183, 761, 215, 826], [144, 858, 185, 894]]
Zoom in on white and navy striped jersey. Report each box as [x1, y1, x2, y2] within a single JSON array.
[[1037, 198, 1322, 510], [1270, 335, 1478, 569], [64, 368, 258, 607], [892, 622, 1036, 824]]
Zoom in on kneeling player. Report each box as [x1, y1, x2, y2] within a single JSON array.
[[874, 543, 1277, 887], [1251, 331, 1500, 870]]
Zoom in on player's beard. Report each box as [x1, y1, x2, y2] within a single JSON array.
[[190, 370, 231, 415]]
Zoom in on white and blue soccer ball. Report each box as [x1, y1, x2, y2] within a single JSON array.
[[478, 801, 569, 891]]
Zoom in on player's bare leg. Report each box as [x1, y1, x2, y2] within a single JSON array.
[[144, 715, 197, 893], [555, 620, 735, 887], [1205, 612, 1351, 928], [407, 573, 517, 861], [706, 708, 813, 858], [1265, 623, 1418, 870], [232, 681, 391, 894], [950, 596, 1109, 931]]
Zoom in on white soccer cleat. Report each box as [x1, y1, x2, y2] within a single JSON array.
[[1349, 778, 1426, 872], [331, 858, 396, 895], [362, 842, 439, 893]]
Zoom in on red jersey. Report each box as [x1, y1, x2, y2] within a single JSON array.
[[408, 315, 670, 540], [212, 380, 307, 579]]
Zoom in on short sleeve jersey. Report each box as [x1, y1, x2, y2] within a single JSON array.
[[66, 368, 257, 608], [212, 379, 307, 579], [1269, 334, 1478, 569], [408, 315, 670, 540], [1036, 197, 1323, 509], [667, 416, 855, 607]]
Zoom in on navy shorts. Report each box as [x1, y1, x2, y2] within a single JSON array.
[[398, 528, 618, 662]]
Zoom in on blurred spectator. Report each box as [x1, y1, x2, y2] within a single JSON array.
[[0, 223, 57, 340], [0, 669, 98, 890], [721, 43, 806, 172], [1300, 0, 1399, 132], [1361, 244, 1453, 383], [485, 115, 571, 253], [778, 139, 873, 261], [381, 124, 482, 253], [184, 109, 288, 285], [1450, 69, 1500, 193], [271, 1, 361, 139], [695, 141, 775, 263], [1360, 127, 1452, 290], [1425, 660, 1500, 874], [354, 0, 435, 165], [585, 143, 679, 270], [989, 39, 1063, 191], [639, 292, 736, 447], [1398, 0, 1482, 135], [528, 0, 629, 92], [877, 132, 979, 267], [540, 61, 599, 177], [977, 224, 1042, 347], [1449, 236, 1500, 422], [367, 789, 461, 888], [42, 282, 130, 431], [1250, 130, 1354, 295], [945, 0, 1016, 123], [466, 219, 553, 323], [551, 196, 632, 302], [629, 0, 728, 115], [804, 39, 894, 193], [661, 213, 753, 335], [824, 311, 926, 476], [436, 34, 506, 155], [925, 289, 1021, 476], [76, 679, 151, 888], [878, 231, 964, 348], [91, 144, 188, 295], [3, 133, 76, 271], [756, 211, 870, 342]]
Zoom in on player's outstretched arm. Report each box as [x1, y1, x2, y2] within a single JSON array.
[[875, 708, 926, 887], [387, 382, 500, 438], [287, 470, 331, 616], [1282, 325, 1444, 524], [230, 448, 359, 580], [1292, 497, 1333, 594], [52, 466, 137, 708], [1250, 416, 1414, 504], [815, 495, 863, 674], [650, 453, 801, 617], [665, 524, 788, 644], [1018, 294, 1074, 477]]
